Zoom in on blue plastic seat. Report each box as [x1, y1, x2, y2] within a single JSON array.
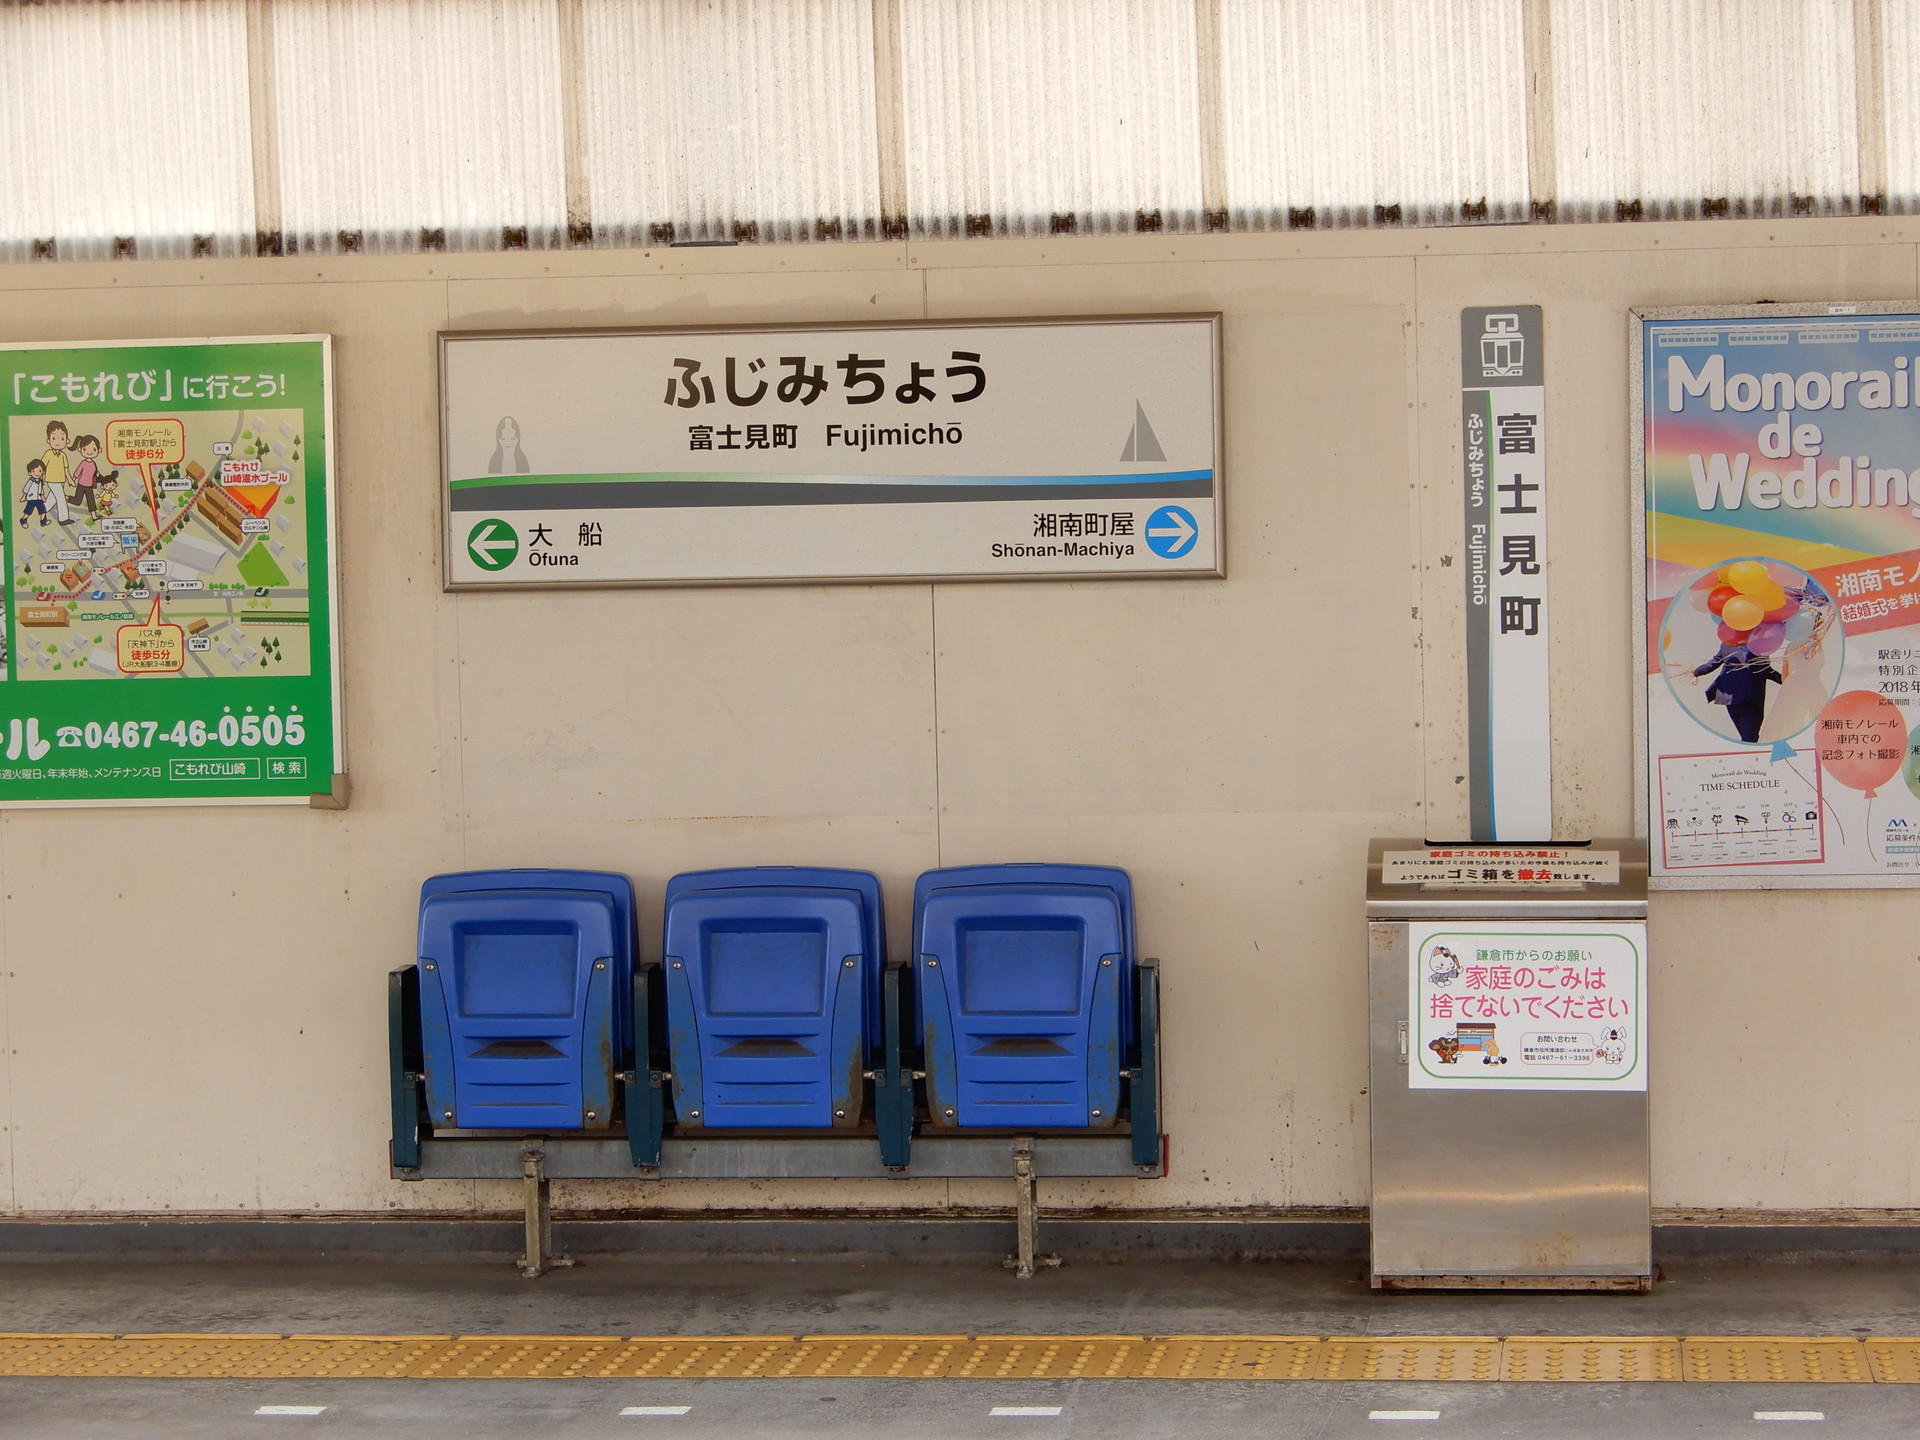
[[914, 864, 1133, 1129], [416, 869, 636, 1131], [662, 867, 884, 1130]]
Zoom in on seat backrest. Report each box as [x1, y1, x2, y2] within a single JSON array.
[[912, 865, 1134, 1129], [421, 868, 637, 1053], [665, 868, 885, 1048], [912, 864, 1134, 1037], [417, 885, 620, 1130], [662, 875, 875, 1128]]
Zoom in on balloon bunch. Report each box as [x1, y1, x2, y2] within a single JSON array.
[[1704, 558, 1799, 655]]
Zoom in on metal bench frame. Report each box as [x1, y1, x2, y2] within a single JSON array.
[[390, 958, 1164, 1277]]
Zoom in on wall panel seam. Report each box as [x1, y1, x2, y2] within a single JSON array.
[[1, 807, 13, 1213], [928, 585, 944, 868], [1410, 253, 1440, 834]]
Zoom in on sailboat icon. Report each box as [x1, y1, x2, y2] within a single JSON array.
[[1120, 402, 1166, 462]]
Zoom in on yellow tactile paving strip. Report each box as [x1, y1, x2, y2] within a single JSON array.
[[1865, 1338, 1920, 1384], [0, 1333, 1913, 1382], [1503, 1337, 1682, 1383], [1681, 1337, 1872, 1384], [1132, 1337, 1321, 1380]]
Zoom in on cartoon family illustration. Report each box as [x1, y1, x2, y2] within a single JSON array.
[[1429, 1023, 1508, 1066], [19, 419, 119, 529]]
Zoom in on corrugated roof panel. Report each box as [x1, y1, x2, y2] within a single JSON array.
[[1880, 0, 1920, 211], [0, 0, 1907, 260], [0, 0, 255, 262], [899, 0, 1206, 237], [1218, 0, 1529, 229], [272, 0, 568, 253], [580, 0, 881, 246], [1550, 0, 1861, 221]]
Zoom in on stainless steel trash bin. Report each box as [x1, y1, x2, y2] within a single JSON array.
[[1366, 838, 1650, 1291]]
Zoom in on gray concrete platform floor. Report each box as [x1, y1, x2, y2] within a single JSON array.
[[2, 1256, 1919, 1439], [1, 1379, 1918, 1440], [0, 1252, 1917, 1338]]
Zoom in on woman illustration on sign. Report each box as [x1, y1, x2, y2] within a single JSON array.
[[487, 416, 530, 474], [69, 434, 117, 520]]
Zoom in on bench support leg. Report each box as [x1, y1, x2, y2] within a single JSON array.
[[519, 1143, 574, 1278], [1004, 1136, 1060, 1278]]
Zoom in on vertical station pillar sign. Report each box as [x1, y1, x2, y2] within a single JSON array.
[[1461, 307, 1550, 840]]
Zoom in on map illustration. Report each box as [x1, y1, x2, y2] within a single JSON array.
[[8, 408, 310, 682]]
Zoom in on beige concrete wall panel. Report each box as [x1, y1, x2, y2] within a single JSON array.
[[3, 808, 352, 1210], [922, 258, 1420, 820], [455, 815, 939, 968], [0, 275, 462, 1212], [447, 586, 936, 830], [1650, 889, 1920, 1208], [444, 266, 926, 332], [0, 218, 1909, 301], [549, 1174, 956, 1212], [0, 913, 12, 1211], [0, 226, 1917, 1218], [934, 809, 1412, 1208], [1411, 238, 1920, 1206], [1412, 240, 1919, 842], [899, 219, 1920, 275]]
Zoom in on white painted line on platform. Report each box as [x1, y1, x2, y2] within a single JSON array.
[[621, 1406, 693, 1417], [254, 1407, 328, 1417], [1370, 1412, 1442, 1422], [1754, 1415, 1825, 1423], [990, 1406, 1064, 1417]]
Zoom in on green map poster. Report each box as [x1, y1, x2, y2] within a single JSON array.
[[0, 336, 342, 807]]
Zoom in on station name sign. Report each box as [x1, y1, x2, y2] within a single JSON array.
[[439, 316, 1222, 588]]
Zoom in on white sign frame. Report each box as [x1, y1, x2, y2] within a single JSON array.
[[438, 314, 1224, 591]]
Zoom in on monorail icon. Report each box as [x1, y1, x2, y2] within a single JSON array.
[[1480, 313, 1525, 377]]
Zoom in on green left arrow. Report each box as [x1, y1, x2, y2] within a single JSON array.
[[466, 518, 519, 571]]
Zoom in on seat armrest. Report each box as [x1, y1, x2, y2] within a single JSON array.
[[388, 965, 423, 1173], [877, 957, 914, 1168], [625, 958, 667, 1168], [1129, 958, 1162, 1172]]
